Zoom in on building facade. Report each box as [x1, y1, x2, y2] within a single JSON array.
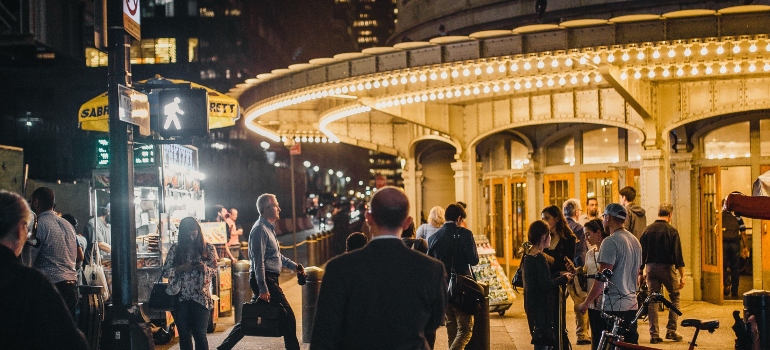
[[335, 0, 398, 50]]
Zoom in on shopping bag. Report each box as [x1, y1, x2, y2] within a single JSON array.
[[241, 300, 286, 337]]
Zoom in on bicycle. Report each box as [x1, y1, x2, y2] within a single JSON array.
[[595, 290, 719, 350]]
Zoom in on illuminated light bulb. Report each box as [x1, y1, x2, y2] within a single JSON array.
[[551, 59, 559, 67], [720, 64, 727, 74], [662, 68, 670, 77], [524, 80, 532, 89], [473, 86, 481, 95], [454, 89, 461, 96], [498, 64, 506, 73], [301, 136, 307, 142], [400, 76, 408, 84], [492, 84, 500, 92], [321, 90, 329, 97], [668, 48, 676, 58], [386, 100, 393, 107], [349, 85, 356, 92], [451, 70, 459, 78], [341, 86, 348, 93], [441, 71, 448, 79], [388, 77, 396, 85], [565, 57, 573, 66], [622, 52, 630, 61], [486, 66, 494, 74], [406, 96, 414, 103], [595, 75, 602, 83], [559, 77, 566, 85], [648, 69, 656, 78], [523, 61, 532, 70], [419, 74, 427, 81], [700, 46, 708, 55], [371, 81, 378, 88], [382, 80, 389, 87], [334, 87, 341, 94], [537, 60, 545, 69], [607, 54, 615, 63], [684, 47, 692, 57], [409, 75, 417, 83], [482, 86, 490, 94], [375, 102, 382, 108], [579, 56, 587, 65], [592, 55, 601, 64], [570, 76, 578, 84], [548, 78, 556, 87], [620, 71, 628, 80], [637, 51, 645, 60], [357, 83, 364, 90], [430, 72, 437, 80], [400, 97, 407, 104], [474, 67, 481, 75], [429, 93, 436, 100], [766, 43, 770, 52], [438, 91, 445, 99], [393, 99, 400, 106], [705, 65, 713, 74], [421, 94, 428, 101], [717, 45, 725, 54], [511, 62, 519, 71], [464, 88, 471, 96], [652, 49, 661, 59], [535, 79, 543, 88], [503, 82, 511, 91], [734, 64, 741, 73], [733, 44, 740, 54], [749, 63, 757, 72], [583, 75, 590, 83], [764, 62, 770, 71], [463, 68, 471, 76], [691, 66, 698, 75], [676, 67, 684, 76], [294, 137, 301, 142], [634, 70, 641, 79]]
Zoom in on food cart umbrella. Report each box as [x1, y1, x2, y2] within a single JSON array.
[[78, 76, 240, 132], [752, 170, 770, 196]]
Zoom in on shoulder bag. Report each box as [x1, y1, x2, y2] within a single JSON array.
[[84, 232, 109, 301], [511, 241, 531, 292], [446, 227, 485, 315], [147, 262, 177, 311]]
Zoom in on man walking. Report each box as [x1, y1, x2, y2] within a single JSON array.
[[579, 197, 599, 225], [218, 194, 305, 350], [564, 198, 591, 345], [578, 203, 642, 348], [428, 203, 479, 350], [639, 203, 685, 344], [619, 186, 647, 240], [310, 186, 446, 349], [28, 187, 79, 313]]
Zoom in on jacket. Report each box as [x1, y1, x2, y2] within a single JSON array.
[[624, 203, 647, 240]]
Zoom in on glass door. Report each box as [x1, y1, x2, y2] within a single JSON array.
[[580, 171, 618, 214], [700, 166, 723, 304], [544, 173, 573, 207]]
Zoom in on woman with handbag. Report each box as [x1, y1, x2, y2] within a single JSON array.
[[161, 217, 217, 350], [522, 220, 573, 350]]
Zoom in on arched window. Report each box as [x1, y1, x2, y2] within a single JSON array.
[[510, 141, 529, 169], [546, 136, 574, 166], [703, 122, 750, 159], [583, 127, 619, 164]]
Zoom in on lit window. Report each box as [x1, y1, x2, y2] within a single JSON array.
[[704, 122, 750, 159], [546, 137, 575, 166], [200, 7, 215, 17], [359, 13, 369, 19], [130, 38, 177, 64], [359, 30, 372, 36], [188, 38, 198, 62], [85, 47, 108, 67], [583, 128, 620, 164]]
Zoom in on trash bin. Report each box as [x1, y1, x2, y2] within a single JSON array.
[[302, 266, 324, 343], [232, 260, 253, 323], [466, 282, 490, 350], [744, 290, 770, 350]]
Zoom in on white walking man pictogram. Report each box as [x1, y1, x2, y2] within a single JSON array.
[[163, 97, 184, 130]]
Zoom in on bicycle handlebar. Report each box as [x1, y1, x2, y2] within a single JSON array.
[[650, 293, 682, 316]]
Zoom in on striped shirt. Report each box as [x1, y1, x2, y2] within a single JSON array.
[[30, 211, 78, 283]]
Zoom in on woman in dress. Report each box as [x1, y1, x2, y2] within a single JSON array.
[[522, 220, 573, 350], [162, 217, 217, 350], [416, 205, 445, 242]]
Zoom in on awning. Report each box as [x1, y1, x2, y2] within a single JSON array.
[[78, 77, 240, 132]]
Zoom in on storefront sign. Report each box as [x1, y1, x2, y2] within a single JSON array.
[[162, 144, 197, 171], [123, 0, 141, 40], [156, 88, 209, 139], [200, 222, 227, 244], [119, 85, 150, 136]]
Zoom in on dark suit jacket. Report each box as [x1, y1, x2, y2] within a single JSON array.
[[310, 237, 447, 350], [427, 222, 479, 278]]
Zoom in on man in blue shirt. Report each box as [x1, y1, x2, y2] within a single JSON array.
[[218, 193, 305, 350]]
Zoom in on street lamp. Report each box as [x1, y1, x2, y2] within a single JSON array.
[[313, 165, 320, 172], [303, 160, 311, 168], [336, 171, 343, 177], [260, 141, 270, 150], [328, 169, 334, 175]]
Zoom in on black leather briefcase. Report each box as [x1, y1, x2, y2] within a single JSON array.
[[241, 300, 286, 337]]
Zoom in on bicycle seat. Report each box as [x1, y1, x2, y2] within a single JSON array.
[[681, 319, 719, 331]]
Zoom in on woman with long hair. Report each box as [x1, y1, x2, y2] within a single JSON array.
[[540, 205, 577, 350], [578, 218, 611, 350], [161, 217, 217, 350], [522, 220, 573, 350], [416, 206, 445, 242]]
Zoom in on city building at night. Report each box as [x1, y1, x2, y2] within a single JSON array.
[[232, 1, 770, 303], [335, 0, 398, 50]]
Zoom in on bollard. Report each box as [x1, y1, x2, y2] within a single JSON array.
[[466, 282, 490, 350], [311, 234, 321, 265], [232, 260, 253, 323], [302, 266, 324, 343], [306, 235, 318, 267], [744, 290, 770, 350], [319, 233, 328, 263], [324, 231, 332, 261], [77, 285, 104, 350]]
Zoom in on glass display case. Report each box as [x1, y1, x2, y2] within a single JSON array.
[[472, 235, 516, 315]]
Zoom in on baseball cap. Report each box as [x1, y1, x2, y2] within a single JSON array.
[[603, 203, 627, 220]]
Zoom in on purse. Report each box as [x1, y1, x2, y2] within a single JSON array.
[[84, 236, 109, 300], [446, 228, 484, 315], [241, 299, 287, 337], [147, 264, 177, 311], [511, 242, 531, 293]]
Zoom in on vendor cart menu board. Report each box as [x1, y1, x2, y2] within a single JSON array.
[[472, 235, 516, 307], [201, 222, 227, 244]]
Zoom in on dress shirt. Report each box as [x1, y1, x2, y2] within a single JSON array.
[[30, 211, 78, 283], [249, 217, 297, 293]]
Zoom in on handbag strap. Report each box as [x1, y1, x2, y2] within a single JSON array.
[[449, 224, 459, 274]]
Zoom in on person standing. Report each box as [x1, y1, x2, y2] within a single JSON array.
[[579, 197, 599, 225], [563, 199, 590, 345], [540, 205, 577, 350], [0, 191, 89, 350], [331, 202, 350, 255], [83, 203, 111, 265], [578, 203, 642, 345], [522, 220, 573, 350], [402, 222, 429, 254], [28, 187, 79, 313], [428, 203, 479, 350], [214, 204, 238, 261], [619, 186, 647, 240], [162, 217, 217, 350], [230, 208, 245, 242], [722, 201, 747, 299], [218, 194, 305, 350], [578, 218, 610, 350], [310, 187, 446, 349], [639, 203, 685, 344], [416, 205, 445, 242]]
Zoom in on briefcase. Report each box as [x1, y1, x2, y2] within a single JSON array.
[[241, 300, 286, 337]]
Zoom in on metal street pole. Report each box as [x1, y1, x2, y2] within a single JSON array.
[[290, 153, 298, 264]]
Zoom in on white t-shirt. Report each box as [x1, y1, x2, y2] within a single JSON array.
[[584, 247, 601, 309], [598, 228, 642, 311]]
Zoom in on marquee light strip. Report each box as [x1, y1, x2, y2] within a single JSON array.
[[318, 105, 372, 143]]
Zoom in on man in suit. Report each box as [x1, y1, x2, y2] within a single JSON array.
[[428, 203, 479, 350], [310, 186, 447, 350]]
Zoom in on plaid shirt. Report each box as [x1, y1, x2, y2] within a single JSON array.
[[30, 211, 78, 283]]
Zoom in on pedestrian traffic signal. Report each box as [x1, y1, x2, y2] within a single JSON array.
[[155, 88, 209, 139]]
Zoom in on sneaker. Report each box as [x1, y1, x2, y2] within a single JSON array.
[[576, 339, 591, 345], [666, 332, 683, 341], [650, 337, 663, 344]]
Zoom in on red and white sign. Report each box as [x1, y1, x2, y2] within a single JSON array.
[[123, 0, 141, 40], [289, 143, 301, 155]]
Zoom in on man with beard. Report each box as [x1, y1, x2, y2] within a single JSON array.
[[579, 197, 599, 225]]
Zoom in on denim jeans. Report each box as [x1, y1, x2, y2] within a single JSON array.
[[171, 300, 210, 350]]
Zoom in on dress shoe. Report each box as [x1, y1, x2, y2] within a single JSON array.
[[650, 337, 663, 344], [576, 339, 592, 345], [666, 332, 683, 341]]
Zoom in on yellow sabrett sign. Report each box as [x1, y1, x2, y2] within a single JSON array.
[[78, 77, 240, 132]]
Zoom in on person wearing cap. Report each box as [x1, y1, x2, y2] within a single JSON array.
[[577, 203, 642, 348], [83, 203, 111, 265]]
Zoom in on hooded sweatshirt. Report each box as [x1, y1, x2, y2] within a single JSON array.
[[624, 203, 647, 241]]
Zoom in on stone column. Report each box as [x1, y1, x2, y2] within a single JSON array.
[[451, 159, 477, 230], [640, 148, 668, 219], [670, 152, 696, 301], [402, 158, 420, 224]]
